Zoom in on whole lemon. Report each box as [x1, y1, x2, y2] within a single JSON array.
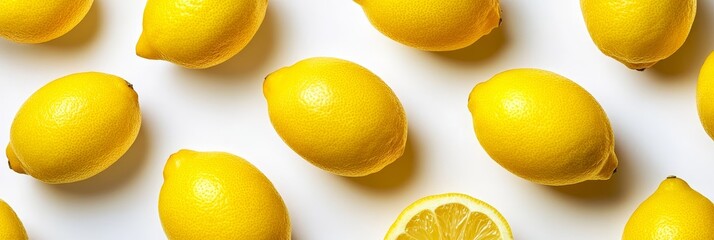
[[0, 200, 27, 240], [468, 69, 617, 186], [580, 0, 696, 70], [623, 176, 714, 239], [356, 0, 501, 51], [7, 72, 141, 184], [0, 0, 93, 43], [136, 0, 268, 69], [264, 57, 407, 177], [697, 51, 714, 140], [159, 150, 291, 240]]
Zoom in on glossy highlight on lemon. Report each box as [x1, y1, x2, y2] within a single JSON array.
[[137, 0, 268, 69], [697, 51, 714, 141], [0, 200, 27, 240], [159, 150, 291, 240], [0, 0, 93, 43], [7, 72, 141, 184], [580, 0, 696, 70], [264, 57, 407, 177], [623, 176, 714, 239], [356, 0, 501, 51], [385, 193, 513, 240], [468, 68, 617, 186]]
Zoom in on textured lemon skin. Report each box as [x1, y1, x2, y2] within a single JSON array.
[[159, 150, 291, 240], [356, 0, 501, 51], [580, 0, 696, 70], [623, 177, 714, 240], [7, 72, 141, 184], [468, 69, 617, 186], [264, 57, 407, 177], [385, 193, 513, 240], [0, 200, 27, 240], [136, 0, 268, 69], [697, 52, 714, 140], [0, 0, 93, 43]]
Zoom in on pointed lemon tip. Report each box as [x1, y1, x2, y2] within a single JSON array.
[[263, 67, 289, 99], [6, 144, 25, 175], [659, 175, 690, 191], [136, 33, 160, 60], [164, 149, 195, 180]]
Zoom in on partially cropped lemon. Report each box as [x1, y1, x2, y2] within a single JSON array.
[[468, 69, 617, 186], [0, 0, 93, 43], [264, 57, 407, 177], [580, 0, 696, 70], [623, 176, 714, 239], [356, 0, 501, 51], [7, 72, 141, 184], [136, 0, 268, 69], [0, 200, 27, 240], [159, 150, 291, 240], [697, 51, 714, 140], [385, 193, 513, 240]]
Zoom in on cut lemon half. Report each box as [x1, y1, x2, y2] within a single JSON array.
[[385, 193, 513, 240]]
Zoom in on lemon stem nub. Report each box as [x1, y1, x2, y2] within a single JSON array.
[[5, 144, 26, 174], [667, 175, 677, 179]]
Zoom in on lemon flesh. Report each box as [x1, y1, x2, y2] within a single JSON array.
[[386, 193, 513, 240], [468, 69, 617, 186], [580, 0, 696, 70], [7, 72, 141, 184], [159, 150, 291, 240], [0, 0, 93, 43], [356, 0, 501, 51], [0, 200, 27, 240], [623, 176, 714, 239], [264, 57, 407, 177], [137, 0, 268, 69]]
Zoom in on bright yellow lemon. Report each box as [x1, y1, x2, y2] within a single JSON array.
[[0, 0, 93, 43], [581, 0, 696, 70], [137, 0, 268, 69], [0, 200, 27, 240], [468, 68, 617, 186], [264, 57, 407, 177], [356, 0, 501, 51], [623, 176, 714, 239], [7, 72, 141, 184], [159, 150, 291, 240], [697, 51, 714, 140]]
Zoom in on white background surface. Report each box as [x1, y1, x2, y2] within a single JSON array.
[[1, 0, 713, 239]]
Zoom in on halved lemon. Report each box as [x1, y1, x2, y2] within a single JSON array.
[[385, 193, 513, 240]]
